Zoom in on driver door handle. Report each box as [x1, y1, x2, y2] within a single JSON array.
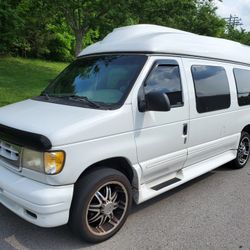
[[183, 123, 188, 136]]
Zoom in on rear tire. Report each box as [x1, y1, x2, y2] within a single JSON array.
[[231, 131, 250, 169], [69, 168, 132, 243]]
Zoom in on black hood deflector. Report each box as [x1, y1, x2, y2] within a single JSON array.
[[0, 124, 52, 151]]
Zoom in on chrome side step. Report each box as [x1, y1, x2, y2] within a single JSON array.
[[135, 150, 237, 204]]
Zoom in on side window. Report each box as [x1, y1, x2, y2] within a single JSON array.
[[191, 65, 231, 113], [233, 68, 250, 106], [144, 65, 183, 107]]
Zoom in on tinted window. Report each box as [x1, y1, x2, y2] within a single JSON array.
[[43, 55, 147, 109], [145, 65, 183, 107], [234, 68, 250, 106], [192, 65, 230, 113]]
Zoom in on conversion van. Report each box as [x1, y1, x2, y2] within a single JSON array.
[[0, 24, 250, 242]]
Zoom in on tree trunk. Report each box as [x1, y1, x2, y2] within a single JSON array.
[[75, 30, 84, 56]]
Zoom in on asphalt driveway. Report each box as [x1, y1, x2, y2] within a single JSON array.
[[0, 164, 250, 250]]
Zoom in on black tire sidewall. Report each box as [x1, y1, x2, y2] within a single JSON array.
[[69, 168, 132, 243]]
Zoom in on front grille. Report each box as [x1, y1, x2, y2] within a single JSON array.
[[0, 139, 21, 169]]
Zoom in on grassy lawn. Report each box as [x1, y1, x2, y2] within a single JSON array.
[[0, 57, 68, 107]]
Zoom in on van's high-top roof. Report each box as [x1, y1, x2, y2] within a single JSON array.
[[79, 24, 250, 65]]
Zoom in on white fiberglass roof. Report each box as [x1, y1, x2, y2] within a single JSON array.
[[79, 24, 250, 65]]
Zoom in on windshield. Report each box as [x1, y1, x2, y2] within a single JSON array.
[[41, 55, 147, 109]]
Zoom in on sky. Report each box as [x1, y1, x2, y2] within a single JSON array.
[[216, 0, 250, 31]]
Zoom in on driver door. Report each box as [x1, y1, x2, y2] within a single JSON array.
[[132, 57, 189, 184]]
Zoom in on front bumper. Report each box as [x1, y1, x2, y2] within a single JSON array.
[[0, 164, 74, 227]]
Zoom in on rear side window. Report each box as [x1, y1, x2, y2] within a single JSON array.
[[145, 65, 183, 107], [192, 65, 231, 113], [234, 68, 250, 106]]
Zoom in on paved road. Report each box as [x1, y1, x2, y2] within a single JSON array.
[[0, 164, 250, 250]]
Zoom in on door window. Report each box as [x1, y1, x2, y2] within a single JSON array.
[[144, 65, 183, 107], [192, 65, 230, 113], [234, 68, 250, 106]]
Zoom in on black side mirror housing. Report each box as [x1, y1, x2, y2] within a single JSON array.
[[138, 90, 171, 112]]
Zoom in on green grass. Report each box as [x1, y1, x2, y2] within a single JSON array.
[[0, 57, 68, 107]]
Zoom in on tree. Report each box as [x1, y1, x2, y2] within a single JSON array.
[[48, 0, 130, 56], [188, 0, 226, 37], [0, 0, 24, 54], [128, 0, 226, 37], [2, 0, 74, 60], [1, 0, 247, 61], [223, 27, 250, 46], [129, 0, 197, 28]]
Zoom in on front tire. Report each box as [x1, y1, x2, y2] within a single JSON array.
[[231, 131, 250, 169], [69, 168, 132, 243]]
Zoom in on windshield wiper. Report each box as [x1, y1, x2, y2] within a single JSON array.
[[66, 95, 101, 109]]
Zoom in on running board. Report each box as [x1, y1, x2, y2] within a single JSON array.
[[134, 150, 237, 204], [151, 177, 181, 191]]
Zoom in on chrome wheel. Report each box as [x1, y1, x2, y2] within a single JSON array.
[[86, 181, 128, 236], [238, 136, 250, 166]]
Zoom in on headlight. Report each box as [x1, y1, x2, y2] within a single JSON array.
[[22, 148, 44, 172], [22, 148, 65, 175]]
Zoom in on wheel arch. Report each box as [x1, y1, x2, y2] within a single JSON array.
[[242, 124, 250, 134], [76, 157, 140, 189]]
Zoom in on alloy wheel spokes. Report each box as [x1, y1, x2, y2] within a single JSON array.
[[105, 185, 112, 200], [96, 191, 107, 203], [238, 137, 250, 165], [110, 190, 118, 202], [108, 215, 119, 227], [89, 211, 102, 223], [86, 181, 128, 236]]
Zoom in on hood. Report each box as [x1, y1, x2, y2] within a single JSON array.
[[0, 99, 133, 147]]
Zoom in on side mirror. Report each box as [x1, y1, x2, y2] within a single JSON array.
[[138, 90, 171, 112]]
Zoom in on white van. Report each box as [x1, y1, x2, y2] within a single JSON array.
[[1, 24, 250, 242]]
